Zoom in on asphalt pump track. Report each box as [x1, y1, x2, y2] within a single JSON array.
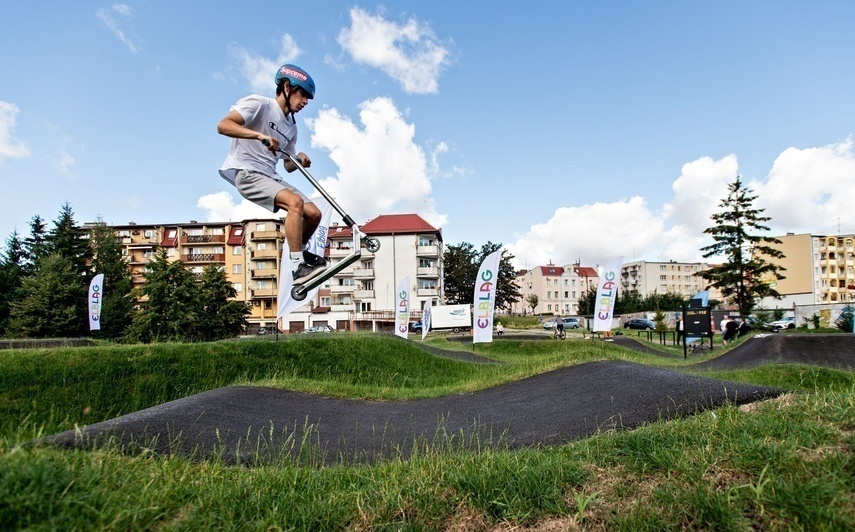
[[41, 333, 852, 465]]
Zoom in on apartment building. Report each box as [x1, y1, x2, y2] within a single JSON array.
[[98, 213, 444, 334], [620, 260, 717, 300], [756, 233, 855, 307], [284, 214, 443, 333], [510, 262, 599, 316]]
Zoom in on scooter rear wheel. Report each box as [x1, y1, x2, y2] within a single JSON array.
[[291, 286, 307, 301]]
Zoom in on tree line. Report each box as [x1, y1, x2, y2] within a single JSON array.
[[0, 203, 248, 342]]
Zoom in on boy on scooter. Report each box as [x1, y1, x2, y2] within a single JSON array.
[[217, 64, 326, 285]]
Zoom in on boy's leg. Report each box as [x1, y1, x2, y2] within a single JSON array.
[[275, 190, 326, 283]]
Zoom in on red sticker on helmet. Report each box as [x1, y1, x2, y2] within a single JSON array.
[[279, 67, 308, 82]]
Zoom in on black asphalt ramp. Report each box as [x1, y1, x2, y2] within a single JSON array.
[[43, 361, 782, 465], [693, 333, 855, 371]]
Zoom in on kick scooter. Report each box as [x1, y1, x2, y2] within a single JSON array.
[[262, 140, 381, 302]]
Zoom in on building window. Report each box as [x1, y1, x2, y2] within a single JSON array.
[[258, 243, 266, 250], [233, 247, 242, 255], [256, 223, 266, 232], [234, 283, 242, 293], [233, 264, 242, 274]]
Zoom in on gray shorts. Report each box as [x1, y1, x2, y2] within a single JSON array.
[[234, 169, 309, 213]]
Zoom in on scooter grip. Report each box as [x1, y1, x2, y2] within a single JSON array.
[[261, 139, 271, 147]]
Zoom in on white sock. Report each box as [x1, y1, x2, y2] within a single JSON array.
[[290, 252, 302, 271]]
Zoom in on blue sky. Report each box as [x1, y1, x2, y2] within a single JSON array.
[[1, 1, 854, 270]]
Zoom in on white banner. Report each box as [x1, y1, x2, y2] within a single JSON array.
[[88, 273, 104, 331], [395, 276, 410, 339], [277, 197, 334, 323], [472, 249, 502, 344], [421, 305, 431, 341], [593, 257, 623, 332]]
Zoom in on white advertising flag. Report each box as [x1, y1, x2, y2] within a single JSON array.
[[277, 197, 334, 323], [592, 257, 623, 332], [395, 276, 410, 339], [421, 305, 431, 341], [472, 249, 503, 344], [88, 273, 104, 331]]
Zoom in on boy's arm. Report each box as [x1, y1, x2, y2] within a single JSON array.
[[217, 110, 279, 155]]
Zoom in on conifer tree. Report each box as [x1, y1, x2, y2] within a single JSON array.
[[23, 215, 50, 275], [7, 254, 84, 338], [698, 176, 785, 318], [48, 202, 92, 277], [0, 231, 26, 335]]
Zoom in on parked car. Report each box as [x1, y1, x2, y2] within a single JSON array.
[[542, 319, 557, 330], [768, 316, 796, 330], [256, 327, 269, 335], [624, 318, 656, 330], [301, 325, 334, 334], [562, 317, 581, 329], [409, 320, 423, 333]]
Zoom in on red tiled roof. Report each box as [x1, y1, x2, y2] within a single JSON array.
[[160, 227, 179, 247], [539, 266, 564, 276], [360, 214, 439, 235], [227, 224, 246, 246], [574, 266, 599, 277]]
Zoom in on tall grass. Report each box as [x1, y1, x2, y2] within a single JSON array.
[[1, 333, 852, 529]]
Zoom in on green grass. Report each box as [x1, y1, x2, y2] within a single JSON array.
[[1, 333, 853, 530]]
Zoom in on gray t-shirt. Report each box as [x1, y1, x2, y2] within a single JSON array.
[[219, 95, 298, 185]]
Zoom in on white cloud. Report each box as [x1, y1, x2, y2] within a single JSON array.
[[506, 197, 666, 270], [0, 101, 30, 164], [307, 96, 447, 227], [228, 34, 302, 94], [196, 191, 274, 222], [337, 7, 453, 94], [751, 137, 855, 235], [96, 3, 142, 53], [56, 150, 76, 178], [507, 137, 855, 272]]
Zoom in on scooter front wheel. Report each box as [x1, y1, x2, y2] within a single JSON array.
[[363, 237, 381, 253]]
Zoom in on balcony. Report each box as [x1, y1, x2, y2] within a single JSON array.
[[329, 247, 354, 258], [331, 304, 353, 312], [330, 285, 355, 294], [251, 230, 281, 240], [251, 249, 279, 260], [416, 245, 439, 257], [417, 266, 439, 278], [251, 269, 278, 279], [183, 253, 226, 263], [354, 289, 375, 298], [417, 288, 439, 297], [251, 288, 277, 298], [127, 239, 159, 249], [353, 268, 375, 279], [181, 234, 226, 244]]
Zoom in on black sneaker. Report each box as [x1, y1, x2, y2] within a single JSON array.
[[302, 250, 327, 267], [292, 261, 326, 285]]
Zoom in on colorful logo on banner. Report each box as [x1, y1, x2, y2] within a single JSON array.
[[422, 305, 431, 341], [89, 273, 104, 331], [593, 257, 623, 332], [395, 276, 410, 339], [473, 249, 502, 344], [277, 196, 333, 322]]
